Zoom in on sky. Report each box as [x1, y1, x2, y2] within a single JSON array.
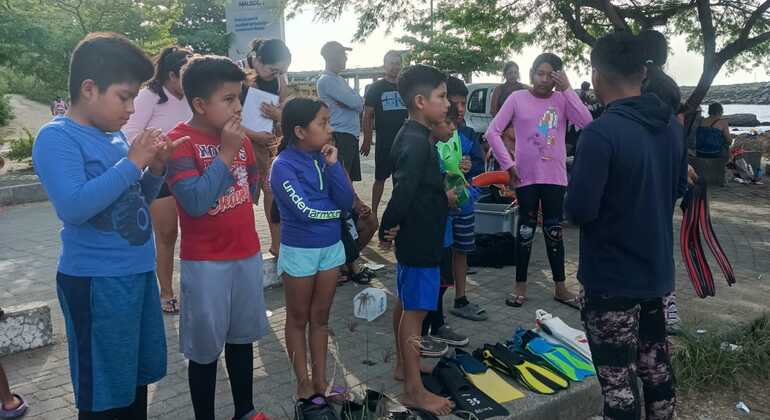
[[283, 9, 769, 87]]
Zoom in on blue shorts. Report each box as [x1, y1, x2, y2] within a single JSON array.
[[452, 212, 476, 253], [277, 241, 346, 277], [57, 271, 166, 412], [396, 264, 440, 311]]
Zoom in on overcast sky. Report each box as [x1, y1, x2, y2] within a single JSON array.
[[283, 9, 769, 87]]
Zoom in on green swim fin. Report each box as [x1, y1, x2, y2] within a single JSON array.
[[512, 329, 595, 382]]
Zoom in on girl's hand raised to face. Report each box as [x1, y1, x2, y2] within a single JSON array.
[[321, 143, 338, 165]]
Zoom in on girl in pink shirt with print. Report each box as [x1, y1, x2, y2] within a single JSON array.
[[486, 53, 592, 308]]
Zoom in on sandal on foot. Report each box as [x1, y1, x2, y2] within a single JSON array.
[[450, 302, 488, 321], [553, 296, 580, 310], [325, 385, 352, 404], [0, 394, 28, 419], [505, 294, 526, 308], [161, 297, 179, 314]]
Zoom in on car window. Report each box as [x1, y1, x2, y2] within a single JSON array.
[[468, 88, 487, 114]]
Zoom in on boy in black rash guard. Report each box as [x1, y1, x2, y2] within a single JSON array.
[[379, 64, 453, 416], [566, 32, 687, 420]]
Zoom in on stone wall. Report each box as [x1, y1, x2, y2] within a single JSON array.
[[0, 302, 53, 356]]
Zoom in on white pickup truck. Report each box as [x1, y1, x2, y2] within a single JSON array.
[[465, 83, 498, 135]]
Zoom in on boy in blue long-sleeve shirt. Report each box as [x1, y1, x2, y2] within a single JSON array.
[[444, 77, 488, 322], [32, 33, 183, 419]]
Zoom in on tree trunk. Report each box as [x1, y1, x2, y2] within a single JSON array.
[[685, 58, 723, 111]]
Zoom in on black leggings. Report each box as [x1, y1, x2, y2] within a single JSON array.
[[78, 386, 147, 420], [515, 184, 566, 283], [422, 288, 447, 336], [188, 343, 255, 420]]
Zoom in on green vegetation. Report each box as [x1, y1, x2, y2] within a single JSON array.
[[0, 0, 229, 104], [0, 94, 13, 127], [673, 315, 770, 392], [5, 128, 35, 162], [290, 0, 770, 110]]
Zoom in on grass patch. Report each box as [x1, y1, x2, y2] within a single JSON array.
[[673, 315, 770, 392], [4, 128, 35, 162]]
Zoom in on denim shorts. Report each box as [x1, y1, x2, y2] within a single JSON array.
[[277, 241, 346, 278]]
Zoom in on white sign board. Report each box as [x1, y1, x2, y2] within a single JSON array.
[[225, 0, 285, 62]]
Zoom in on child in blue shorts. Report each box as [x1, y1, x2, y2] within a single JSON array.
[[33, 33, 185, 419], [378, 65, 454, 416], [270, 98, 355, 408], [445, 77, 487, 322]]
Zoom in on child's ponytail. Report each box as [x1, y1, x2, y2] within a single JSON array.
[[147, 46, 193, 104], [279, 98, 327, 154]]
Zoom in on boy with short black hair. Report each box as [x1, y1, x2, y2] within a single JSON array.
[[566, 31, 686, 419], [379, 64, 453, 415], [166, 55, 270, 420], [444, 76, 487, 322], [33, 32, 181, 419]]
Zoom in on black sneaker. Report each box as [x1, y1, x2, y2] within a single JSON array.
[[419, 336, 449, 357], [430, 325, 469, 347]]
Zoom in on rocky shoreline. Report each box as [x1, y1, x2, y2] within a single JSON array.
[[681, 82, 770, 105]]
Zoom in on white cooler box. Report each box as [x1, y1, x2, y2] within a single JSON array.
[[474, 202, 518, 237]]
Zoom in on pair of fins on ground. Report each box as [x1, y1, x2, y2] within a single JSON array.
[[418, 329, 595, 419]]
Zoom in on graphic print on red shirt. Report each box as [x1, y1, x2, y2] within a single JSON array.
[[166, 122, 261, 261]]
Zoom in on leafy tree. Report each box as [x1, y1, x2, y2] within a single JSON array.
[[288, 0, 770, 110], [397, 3, 530, 80], [171, 0, 230, 55]]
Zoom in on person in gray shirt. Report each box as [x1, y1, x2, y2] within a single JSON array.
[[317, 41, 365, 181]]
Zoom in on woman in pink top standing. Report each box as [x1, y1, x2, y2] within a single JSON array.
[[486, 53, 592, 308], [123, 46, 193, 314]]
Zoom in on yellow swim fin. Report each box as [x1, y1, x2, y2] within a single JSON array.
[[455, 349, 524, 403]]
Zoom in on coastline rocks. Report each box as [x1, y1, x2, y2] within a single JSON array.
[[724, 114, 761, 127]]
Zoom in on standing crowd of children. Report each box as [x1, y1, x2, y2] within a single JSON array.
[[23, 24, 691, 420]]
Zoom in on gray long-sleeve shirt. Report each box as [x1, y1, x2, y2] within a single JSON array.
[[317, 70, 364, 136]]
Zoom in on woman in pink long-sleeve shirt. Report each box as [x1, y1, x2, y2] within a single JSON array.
[[485, 53, 592, 309], [122, 46, 193, 314]]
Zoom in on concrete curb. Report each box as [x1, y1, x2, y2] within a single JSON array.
[[0, 302, 54, 356], [0, 182, 48, 206], [505, 377, 602, 419]]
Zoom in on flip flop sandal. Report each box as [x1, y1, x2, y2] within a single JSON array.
[[295, 395, 339, 420], [553, 297, 580, 310], [0, 394, 28, 419], [351, 269, 374, 285], [505, 294, 526, 308], [450, 303, 488, 321], [161, 297, 179, 314], [326, 385, 352, 404]]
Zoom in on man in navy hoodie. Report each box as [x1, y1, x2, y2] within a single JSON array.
[[565, 32, 687, 420]]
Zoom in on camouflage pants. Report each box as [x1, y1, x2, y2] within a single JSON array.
[[582, 296, 676, 420]]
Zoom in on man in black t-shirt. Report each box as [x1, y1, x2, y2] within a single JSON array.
[[362, 50, 408, 215]]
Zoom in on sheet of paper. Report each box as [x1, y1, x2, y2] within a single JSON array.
[[242, 87, 278, 133]]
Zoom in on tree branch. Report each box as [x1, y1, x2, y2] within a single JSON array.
[[599, 0, 630, 30], [719, 30, 770, 63], [557, 2, 597, 45], [738, 0, 770, 42], [696, 0, 716, 60]]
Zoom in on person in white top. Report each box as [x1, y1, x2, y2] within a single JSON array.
[[123, 46, 193, 314]]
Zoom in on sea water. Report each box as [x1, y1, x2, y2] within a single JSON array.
[[700, 104, 770, 133]]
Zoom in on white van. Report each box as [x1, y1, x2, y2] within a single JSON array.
[[465, 83, 498, 135]]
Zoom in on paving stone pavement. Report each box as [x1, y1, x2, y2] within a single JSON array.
[[1, 152, 769, 419]]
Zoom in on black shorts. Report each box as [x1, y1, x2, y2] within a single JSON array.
[[333, 132, 361, 182], [374, 135, 395, 181], [156, 182, 172, 199]]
